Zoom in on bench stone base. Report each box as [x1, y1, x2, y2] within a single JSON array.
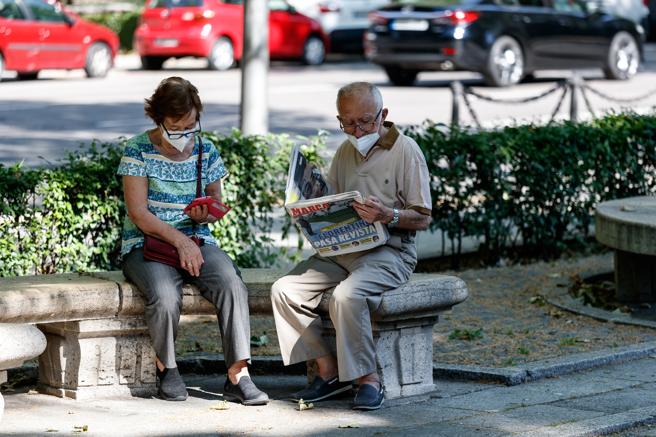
[[319, 315, 438, 400], [37, 318, 157, 400], [615, 250, 656, 304]]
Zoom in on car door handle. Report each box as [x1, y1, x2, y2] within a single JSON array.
[[513, 15, 531, 24], [38, 28, 50, 39]]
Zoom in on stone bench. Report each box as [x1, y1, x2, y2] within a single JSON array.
[[0, 269, 468, 405], [596, 196, 656, 303]]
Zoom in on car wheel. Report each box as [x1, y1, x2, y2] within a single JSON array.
[[17, 72, 39, 80], [208, 37, 235, 71], [141, 56, 166, 71], [302, 35, 326, 65], [485, 35, 524, 87], [384, 66, 418, 86], [85, 42, 113, 78], [604, 31, 639, 80]]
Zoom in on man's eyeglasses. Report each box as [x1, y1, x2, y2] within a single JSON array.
[[337, 108, 382, 134], [162, 120, 202, 140]]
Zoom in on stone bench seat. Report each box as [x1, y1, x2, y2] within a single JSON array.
[[0, 269, 468, 404]]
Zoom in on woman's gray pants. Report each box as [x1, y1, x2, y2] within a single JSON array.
[[123, 245, 251, 370]]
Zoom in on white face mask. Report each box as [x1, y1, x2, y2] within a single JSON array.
[[161, 125, 196, 152], [346, 132, 380, 156]]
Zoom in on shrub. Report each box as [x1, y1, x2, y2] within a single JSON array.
[[406, 112, 656, 268], [83, 11, 141, 52], [0, 131, 325, 277]]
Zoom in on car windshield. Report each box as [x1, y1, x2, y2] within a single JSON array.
[[148, 0, 204, 7]]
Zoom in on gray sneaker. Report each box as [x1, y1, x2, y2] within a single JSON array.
[[223, 376, 269, 406], [290, 376, 352, 403]]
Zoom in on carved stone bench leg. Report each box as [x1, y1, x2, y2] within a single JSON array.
[[318, 315, 438, 401], [37, 318, 157, 400]]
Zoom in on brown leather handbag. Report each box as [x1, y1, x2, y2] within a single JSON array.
[[142, 136, 205, 269]]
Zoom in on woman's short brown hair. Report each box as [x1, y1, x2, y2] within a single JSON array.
[[144, 76, 203, 125]]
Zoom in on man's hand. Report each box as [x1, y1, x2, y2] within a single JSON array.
[[352, 195, 393, 224]]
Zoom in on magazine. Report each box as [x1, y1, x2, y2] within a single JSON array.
[[284, 146, 389, 257]]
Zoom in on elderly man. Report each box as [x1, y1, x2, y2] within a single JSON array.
[[271, 82, 432, 410]]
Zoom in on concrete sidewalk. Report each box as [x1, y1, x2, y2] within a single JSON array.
[[3, 356, 656, 436]]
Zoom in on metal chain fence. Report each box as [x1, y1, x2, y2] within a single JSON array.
[[450, 76, 656, 128]]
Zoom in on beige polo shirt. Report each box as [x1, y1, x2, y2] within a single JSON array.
[[326, 121, 432, 216]]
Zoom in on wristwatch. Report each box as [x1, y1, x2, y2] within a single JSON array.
[[388, 208, 400, 228]]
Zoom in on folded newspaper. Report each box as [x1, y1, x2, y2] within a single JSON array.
[[285, 146, 389, 256]]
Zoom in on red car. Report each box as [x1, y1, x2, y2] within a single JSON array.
[[135, 0, 329, 70], [0, 0, 119, 81]]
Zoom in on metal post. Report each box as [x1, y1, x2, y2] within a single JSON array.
[[569, 74, 580, 123], [240, 0, 269, 135], [450, 81, 462, 128]]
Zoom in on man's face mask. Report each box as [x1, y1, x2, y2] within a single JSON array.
[[346, 132, 380, 156]]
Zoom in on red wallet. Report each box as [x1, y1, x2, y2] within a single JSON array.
[[184, 196, 231, 219]]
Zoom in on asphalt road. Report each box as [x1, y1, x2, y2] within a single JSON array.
[[1, 48, 656, 166]]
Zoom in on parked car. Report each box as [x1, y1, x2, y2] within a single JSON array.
[[134, 0, 329, 70], [0, 0, 119, 81], [365, 0, 645, 87], [287, 0, 390, 53]]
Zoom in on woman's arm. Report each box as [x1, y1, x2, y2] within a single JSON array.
[[186, 180, 223, 224], [123, 175, 204, 276]]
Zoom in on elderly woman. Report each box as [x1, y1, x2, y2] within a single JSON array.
[[117, 76, 268, 405]]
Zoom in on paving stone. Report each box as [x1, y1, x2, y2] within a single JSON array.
[[586, 356, 656, 383], [551, 384, 656, 414], [456, 404, 605, 433]]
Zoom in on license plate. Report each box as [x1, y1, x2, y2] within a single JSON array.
[[154, 38, 179, 48], [391, 19, 429, 31]]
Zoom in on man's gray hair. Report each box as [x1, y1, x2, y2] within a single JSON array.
[[336, 82, 383, 111]]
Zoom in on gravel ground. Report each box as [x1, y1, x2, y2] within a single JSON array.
[[176, 252, 656, 368]]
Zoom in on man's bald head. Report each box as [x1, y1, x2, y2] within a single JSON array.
[[336, 82, 383, 113]]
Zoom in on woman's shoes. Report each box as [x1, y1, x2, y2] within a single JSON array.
[[156, 367, 188, 401], [223, 376, 270, 406]]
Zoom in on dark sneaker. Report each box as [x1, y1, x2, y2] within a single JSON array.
[[352, 383, 384, 410], [156, 367, 188, 401], [290, 376, 352, 403], [223, 376, 269, 406]]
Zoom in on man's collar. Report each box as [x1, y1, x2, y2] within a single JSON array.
[[377, 121, 399, 150]]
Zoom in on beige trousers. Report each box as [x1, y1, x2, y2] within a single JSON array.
[[271, 238, 416, 382]]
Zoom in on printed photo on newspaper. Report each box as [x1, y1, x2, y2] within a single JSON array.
[[285, 146, 389, 257]]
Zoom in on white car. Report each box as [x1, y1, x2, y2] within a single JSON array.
[[288, 0, 390, 53]]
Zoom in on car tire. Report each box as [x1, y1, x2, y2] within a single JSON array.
[[85, 42, 113, 78], [208, 37, 235, 71], [485, 35, 524, 87], [384, 66, 418, 86], [302, 35, 326, 65], [17, 72, 39, 81], [604, 31, 640, 80], [141, 56, 166, 70]]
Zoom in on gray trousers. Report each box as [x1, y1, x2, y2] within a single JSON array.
[[123, 245, 251, 369], [271, 240, 416, 382]]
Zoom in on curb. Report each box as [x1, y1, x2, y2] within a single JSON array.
[[433, 341, 656, 386]]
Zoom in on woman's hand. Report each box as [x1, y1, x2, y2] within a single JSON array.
[[186, 204, 210, 224], [175, 236, 204, 277], [352, 195, 393, 224]]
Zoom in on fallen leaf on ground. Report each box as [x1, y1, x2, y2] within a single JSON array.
[[298, 399, 314, 411], [210, 400, 229, 410], [72, 424, 88, 433], [27, 389, 38, 395]]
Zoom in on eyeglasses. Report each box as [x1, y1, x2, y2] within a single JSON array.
[[337, 108, 382, 134], [162, 120, 202, 140]]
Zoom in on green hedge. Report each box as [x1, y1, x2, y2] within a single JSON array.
[[406, 112, 656, 267], [0, 132, 323, 277], [84, 11, 141, 52]]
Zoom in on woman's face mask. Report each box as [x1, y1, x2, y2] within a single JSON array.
[[161, 122, 200, 152]]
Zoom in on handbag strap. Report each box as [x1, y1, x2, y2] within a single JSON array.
[[195, 134, 203, 198]]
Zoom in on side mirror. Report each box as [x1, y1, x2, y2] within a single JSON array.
[[288, 5, 297, 14], [63, 13, 75, 26], [584, 0, 600, 15]]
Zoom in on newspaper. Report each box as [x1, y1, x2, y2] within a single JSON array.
[[285, 146, 389, 256]]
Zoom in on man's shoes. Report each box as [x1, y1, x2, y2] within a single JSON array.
[[352, 383, 384, 410], [156, 367, 188, 401], [223, 376, 269, 406], [290, 375, 353, 403]]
